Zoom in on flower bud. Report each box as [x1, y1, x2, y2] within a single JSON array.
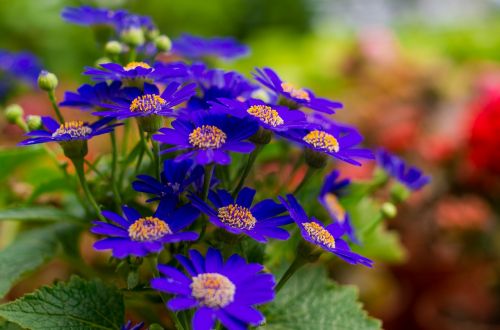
[[154, 35, 172, 52], [147, 28, 160, 41], [95, 57, 112, 66], [37, 70, 58, 91], [390, 183, 410, 203], [105, 40, 123, 56], [250, 89, 272, 103], [381, 202, 397, 219], [26, 115, 42, 131], [4, 104, 24, 124], [121, 27, 145, 47]]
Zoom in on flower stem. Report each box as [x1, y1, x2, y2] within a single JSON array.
[[293, 166, 317, 195], [71, 157, 105, 221], [48, 90, 64, 123], [275, 256, 307, 293], [232, 145, 263, 197], [110, 131, 122, 210], [198, 164, 215, 241], [149, 134, 161, 180]]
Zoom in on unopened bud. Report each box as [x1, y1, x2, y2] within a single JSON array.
[[121, 27, 145, 47], [154, 35, 172, 52], [5, 104, 24, 124], [105, 40, 123, 56], [250, 89, 272, 103], [381, 202, 397, 219], [147, 28, 160, 41], [26, 115, 42, 131], [95, 57, 112, 66], [37, 70, 58, 91]]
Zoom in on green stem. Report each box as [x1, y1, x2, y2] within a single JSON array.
[[293, 166, 317, 195], [198, 164, 215, 241], [84, 159, 107, 179], [118, 120, 131, 186], [110, 131, 122, 210], [71, 157, 105, 221], [232, 145, 263, 197], [150, 134, 161, 180], [275, 256, 307, 293], [48, 90, 64, 123], [129, 47, 137, 62]]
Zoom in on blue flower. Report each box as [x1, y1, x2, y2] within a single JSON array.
[[133, 159, 205, 202], [59, 81, 124, 111], [84, 61, 189, 83], [151, 248, 275, 330], [279, 194, 373, 267], [173, 34, 249, 60], [61, 6, 128, 28], [252, 67, 342, 114], [18, 117, 119, 146], [376, 148, 430, 190], [319, 170, 358, 244], [98, 82, 196, 119], [92, 201, 200, 258], [0, 50, 41, 85], [189, 187, 292, 242], [153, 113, 258, 165]]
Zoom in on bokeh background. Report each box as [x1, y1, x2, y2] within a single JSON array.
[[1, 0, 500, 329]]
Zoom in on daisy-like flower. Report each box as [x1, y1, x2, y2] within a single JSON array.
[[172, 34, 249, 60], [209, 98, 309, 133], [280, 123, 374, 166], [279, 194, 373, 267], [133, 158, 205, 202], [252, 67, 342, 114], [60, 81, 123, 111], [376, 148, 430, 190], [153, 113, 258, 165], [319, 170, 358, 244], [189, 187, 292, 242], [151, 248, 275, 330], [92, 201, 200, 258], [84, 61, 189, 83], [0, 50, 41, 85], [61, 6, 128, 28]]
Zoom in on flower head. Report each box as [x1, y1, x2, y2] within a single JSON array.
[[151, 248, 274, 330], [279, 194, 373, 267], [173, 34, 249, 60], [252, 67, 342, 114], [60, 81, 124, 111], [0, 50, 41, 85], [153, 113, 258, 165], [189, 187, 292, 242], [92, 201, 199, 258], [376, 148, 430, 190]]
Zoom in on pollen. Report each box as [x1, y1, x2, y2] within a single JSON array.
[[188, 125, 227, 149], [324, 193, 346, 223], [247, 105, 284, 127], [303, 222, 336, 249], [128, 216, 172, 242], [303, 130, 340, 153], [52, 121, 92, 138], [217, 204, 257, 230], [191, 273, 236, 308], [124, 61, 151, 71], [130, 94, 166, 113], [281, 82, 310, 101]]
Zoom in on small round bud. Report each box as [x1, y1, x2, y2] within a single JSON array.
[[381, 202, 397, 219], [26, 115, 42, 131], [95, 57, 112, 66], [147, 28, 160, 41], [154, 35, 172, 52], [121, 27, 145, 47], [390, 183, 411, 203], [5, 104, 24, 124], [37, 70, 58, 91], [105, 40, 123, 56], [250, 89, 272, 103]]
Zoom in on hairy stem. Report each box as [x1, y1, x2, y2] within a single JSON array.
[[110, 131, 122, 210], [48, 90, 64, 123]]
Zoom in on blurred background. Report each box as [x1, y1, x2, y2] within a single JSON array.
[[1, 0, 500, 329]]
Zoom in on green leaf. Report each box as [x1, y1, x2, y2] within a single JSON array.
[[0, 318, 25, 330], [0, 207, 81, 223], [27, 177, 75, 203], [0, 147, 45, 182], [0, 276, 124, 330], [0, 223, 77, 298], [262, 266, 381, 330]]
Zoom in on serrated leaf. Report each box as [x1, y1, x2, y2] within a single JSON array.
[[0, 207, 82, 223], [0, 223, 77, 297], [0, 276, 124, 330], [262, 266, 381, 330], [0, 318, 25, 330]]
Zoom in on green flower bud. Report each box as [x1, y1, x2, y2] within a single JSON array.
[[104, 40, 123, 56], [154, 35, 172, 52], [26, 115, 42, 131], [381, 202, 397, 219], [95, 57, 112, 66], [121, 27, 145, 47], [37, 70, 58, 91], [390, 183, 411, 203], [147, 28, 160, 41], [4, 104, 24, 124], [250, 89, 272, 103]]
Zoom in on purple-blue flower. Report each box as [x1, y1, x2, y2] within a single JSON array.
[[151, 248, 275, 330], [376, 148, 430, 190], [189, 187, 292, 242], [0, 50, 42, 85], [153, 113, 258, 165], [252, 67, 342, 114], [172, 34, 249, 60], [319, 170, 358, 244], [59, 81, 124, 111], [97, 82, 196, 119], [279, 194, 373, 267], [18, 117, 119, 146], [92, 201, 199, 258]]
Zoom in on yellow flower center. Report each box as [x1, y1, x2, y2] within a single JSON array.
[[324, 193, 346, 223], [52, 121, 92, 138], [247, 105, 284, 127], [303, 130, 340, 153], [281, 82, 310, 101], [188, 125, 227, 149], [303, 222, 336, 248], [124, 61, 151, 71], [217, 204, 257, 230], [130, 94, 166, 113], [128, 216, 172, 242], [191, 273, 235, 308]]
